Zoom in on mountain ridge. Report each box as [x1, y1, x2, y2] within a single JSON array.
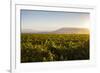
[[22, 27, 89, 34]]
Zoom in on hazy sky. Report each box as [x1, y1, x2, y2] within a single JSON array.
[[21, 10, 90, 32]]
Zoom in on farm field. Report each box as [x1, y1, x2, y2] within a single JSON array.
[[21, 34, 89, 63]]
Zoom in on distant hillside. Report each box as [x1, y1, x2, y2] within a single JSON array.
[[22, 27, 89, 34], [50, 28, 89, 34]]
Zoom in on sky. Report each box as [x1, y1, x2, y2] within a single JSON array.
[[21, 10, 90, 32]]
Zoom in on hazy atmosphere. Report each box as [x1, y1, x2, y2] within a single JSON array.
[[21, 10, 90, 32]]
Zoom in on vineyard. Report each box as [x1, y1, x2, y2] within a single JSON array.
[[21, 34, 89, 63]]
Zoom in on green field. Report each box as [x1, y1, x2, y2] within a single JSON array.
[[21, 34, 89, 63]]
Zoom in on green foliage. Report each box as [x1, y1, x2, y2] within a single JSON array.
[[21, 34, 89, 63]]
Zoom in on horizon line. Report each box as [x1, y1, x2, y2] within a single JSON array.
[[22, 27, 90, 32]]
